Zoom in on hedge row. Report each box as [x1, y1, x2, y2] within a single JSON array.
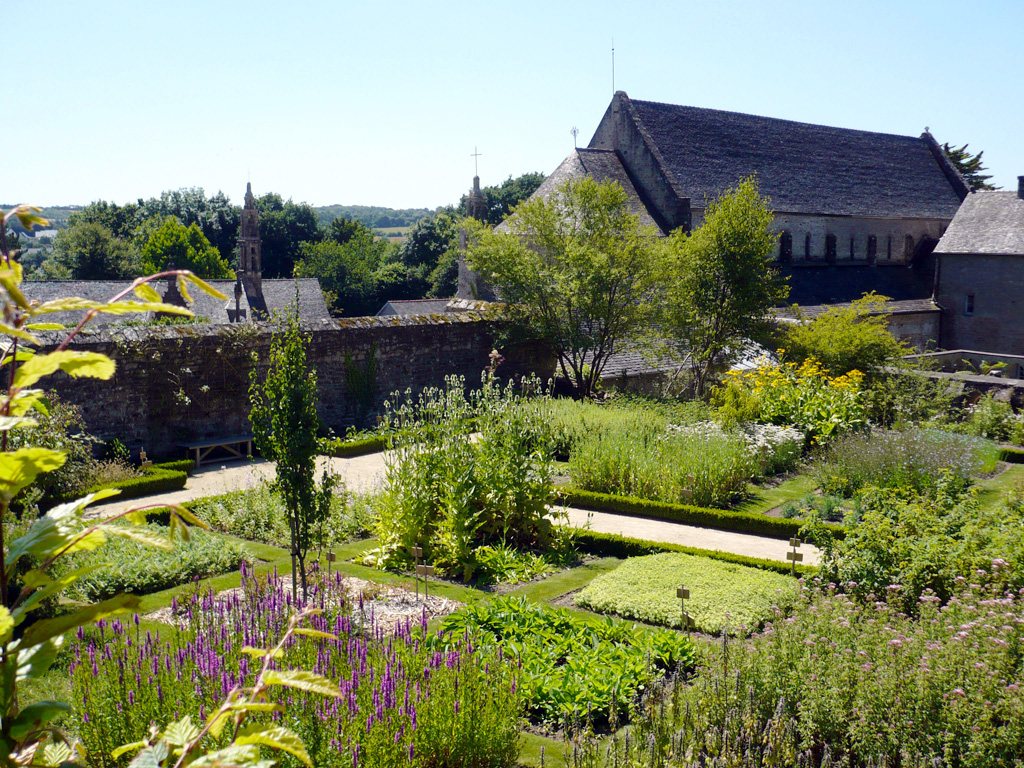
[[84, 460, 193, 502], [568, 528, 815, 577], [557, 488, 845, 541], [999, 447, 1024, 464], [319, 435, 387, 458]]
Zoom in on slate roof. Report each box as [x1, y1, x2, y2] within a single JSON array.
[[933, 192, 1024, 256], [376, 299, 453, 316], [779, 263, 935, 306], [20, 278, 331, 327], [609, 94, 967, 219], [516, 149, 663, 233], [775, 297, 939, 320]]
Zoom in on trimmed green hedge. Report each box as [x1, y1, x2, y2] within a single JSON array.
[[318, 435, 387, 458], [999, 447, 1024, 464], [557, 487, 845, 541], [84, 460, 192, 502], [568, 528, 814, 576]]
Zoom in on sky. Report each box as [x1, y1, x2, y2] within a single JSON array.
[[7, 0, 1024, 211]]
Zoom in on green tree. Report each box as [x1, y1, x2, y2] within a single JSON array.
[[780, 292, 909, 378], [658, 177, 788, 397], [294, 232, 389, 316], [139, 187, 241, 261], [942, 142, 997, 191], [47, 220, 140, 279], [140, 216, 234, 279], [326, 216, 367, 246], [68, 199, 142, 240], [257, 194, 323, 279], [248, 308, 330, 601], [393, 210, 461, 298], [467, 176, 666, 397], [459, 172, 546, 225]]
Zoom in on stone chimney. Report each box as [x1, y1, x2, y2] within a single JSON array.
[[1018, 175, 1024, 200]]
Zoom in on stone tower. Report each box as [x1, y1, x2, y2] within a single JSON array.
[[457, 174, 498, 301], [235, 182, 268, 319]]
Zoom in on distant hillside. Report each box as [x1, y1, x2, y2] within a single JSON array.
[[2, 205, 81, 234], [313, 204, 436, 230]]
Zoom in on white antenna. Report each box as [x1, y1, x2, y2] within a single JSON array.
[[611, 38, 615, 93]]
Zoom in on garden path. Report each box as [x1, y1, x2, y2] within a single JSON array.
[[90, 452, 820, 566]]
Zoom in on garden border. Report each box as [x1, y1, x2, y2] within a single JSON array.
[[318, 435, 387, 458], [557, 488, 845, 541]]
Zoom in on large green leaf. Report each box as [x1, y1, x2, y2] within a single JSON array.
[[8, 701, 71, 741], [14, 637, 62, 683], [5, 491, 121, 568], [105, 526, 173, 551], [12, 351, 116, 388], [0, 448, 66, 501], [21, 593, 140, 647], [234, 724, 311, 766], [12, 563, 109, 626], [0, 606, 13, 644], [0, 416, 37, 431], [188, 744, 269, 768], [182, 274, 228, 300], [162, 716, 201, 749], [126, 740, 169, 768], [262, 669, 341, 698]]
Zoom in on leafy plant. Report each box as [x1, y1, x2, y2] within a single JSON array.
[[0, 203, 227, 766], [437, 596, 693, 727], [574, 552, 797, 634], [249, 305, 333, 600]]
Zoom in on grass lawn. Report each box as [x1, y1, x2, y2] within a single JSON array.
[[973, 463, 1024, 513], [733, 472, 819, 515]]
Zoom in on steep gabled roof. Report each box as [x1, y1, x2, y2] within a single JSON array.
[[376, 299, 453, 316], [933, 192, 1024, 256], [604, 94, 967, 219], [524, 148, 664, 233]]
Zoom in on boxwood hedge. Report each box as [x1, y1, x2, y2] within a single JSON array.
[[318, 435, 387, 458]]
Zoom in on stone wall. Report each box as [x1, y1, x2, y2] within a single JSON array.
[[38, 313, 554, 458], [936, 253, 1024, 355]]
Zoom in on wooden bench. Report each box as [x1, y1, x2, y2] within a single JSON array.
[[179, 436, 253, 468]]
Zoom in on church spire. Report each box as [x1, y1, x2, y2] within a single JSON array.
[[235, 181, 267, 320], [466, 148, 487, 223]]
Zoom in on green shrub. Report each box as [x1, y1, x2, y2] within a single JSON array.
[[575, 552, 798, 634], [1001, 446, 1024, 463], [614, 580, 1024, 767], [437, 595, 694, 727], [370, 375, 567, 582], [809, 472, 1024, 612], [56, 523, 248, 601], [814, 427, 1000, 498], [956, 393, 1024, 444], [558, 487, 838, 540], [318, 434, 387, 457]]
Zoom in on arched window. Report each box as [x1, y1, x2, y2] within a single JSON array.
[[825, 234, 837, 263], [779, 231, 793, 263]]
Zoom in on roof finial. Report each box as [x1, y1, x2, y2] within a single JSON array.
[[571, 126, 579, 149], [611, 37, 615, 94], [471, 146, 482, 178]]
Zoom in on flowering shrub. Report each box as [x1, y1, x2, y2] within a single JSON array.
[[604, 578, 1024, 767], [666, 421, 803, 476], [949, 393, 1024, 444], [813, 427, 1000, 498], [72, 566, 521, 768], [808, 474, 1024, 612], [574, 552, 797, 634], [714, 357, 867, 443], [437, 596, 693, 727]]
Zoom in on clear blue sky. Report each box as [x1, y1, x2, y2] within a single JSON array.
[[8, 0, 1023, 210]]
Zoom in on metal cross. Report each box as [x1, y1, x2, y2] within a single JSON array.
[[471, 147, 482, 176]]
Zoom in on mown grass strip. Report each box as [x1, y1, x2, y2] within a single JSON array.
[[558, 487, 844, 541]]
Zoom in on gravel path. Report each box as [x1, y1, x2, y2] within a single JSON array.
[[89, 451, 819, 566]]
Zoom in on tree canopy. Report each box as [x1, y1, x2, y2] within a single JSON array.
[[256, 193, 323, 279], [943, 143, 997, 191], [47, 221, 140, 280], [657, 177, 788, 396], [458, 173, 546, 226], [140, 216, 234, 279], [467, 176, 665, 397]]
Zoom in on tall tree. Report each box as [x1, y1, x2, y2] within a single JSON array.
[[393, 210, 461, 297], [458, 172, 546, 225], [140, 216, 233, 279], [294, 230, 390, 316], [657, 177, 788, 396], [68, 199, 142, 240], [467, 176, 666, 397], [48, 220, 139, 279], [139, 187, 241, 261], [256, 193, 323, 278], [942, 143, 997, 191], [249, 307, 329, 601]]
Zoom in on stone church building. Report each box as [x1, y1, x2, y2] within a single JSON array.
[[461, 91, 975, 349]]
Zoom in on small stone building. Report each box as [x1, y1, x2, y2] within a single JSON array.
[[933, 178, 1024, 355]]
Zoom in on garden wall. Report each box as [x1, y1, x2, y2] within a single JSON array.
[[37, 313, 554, 459]]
